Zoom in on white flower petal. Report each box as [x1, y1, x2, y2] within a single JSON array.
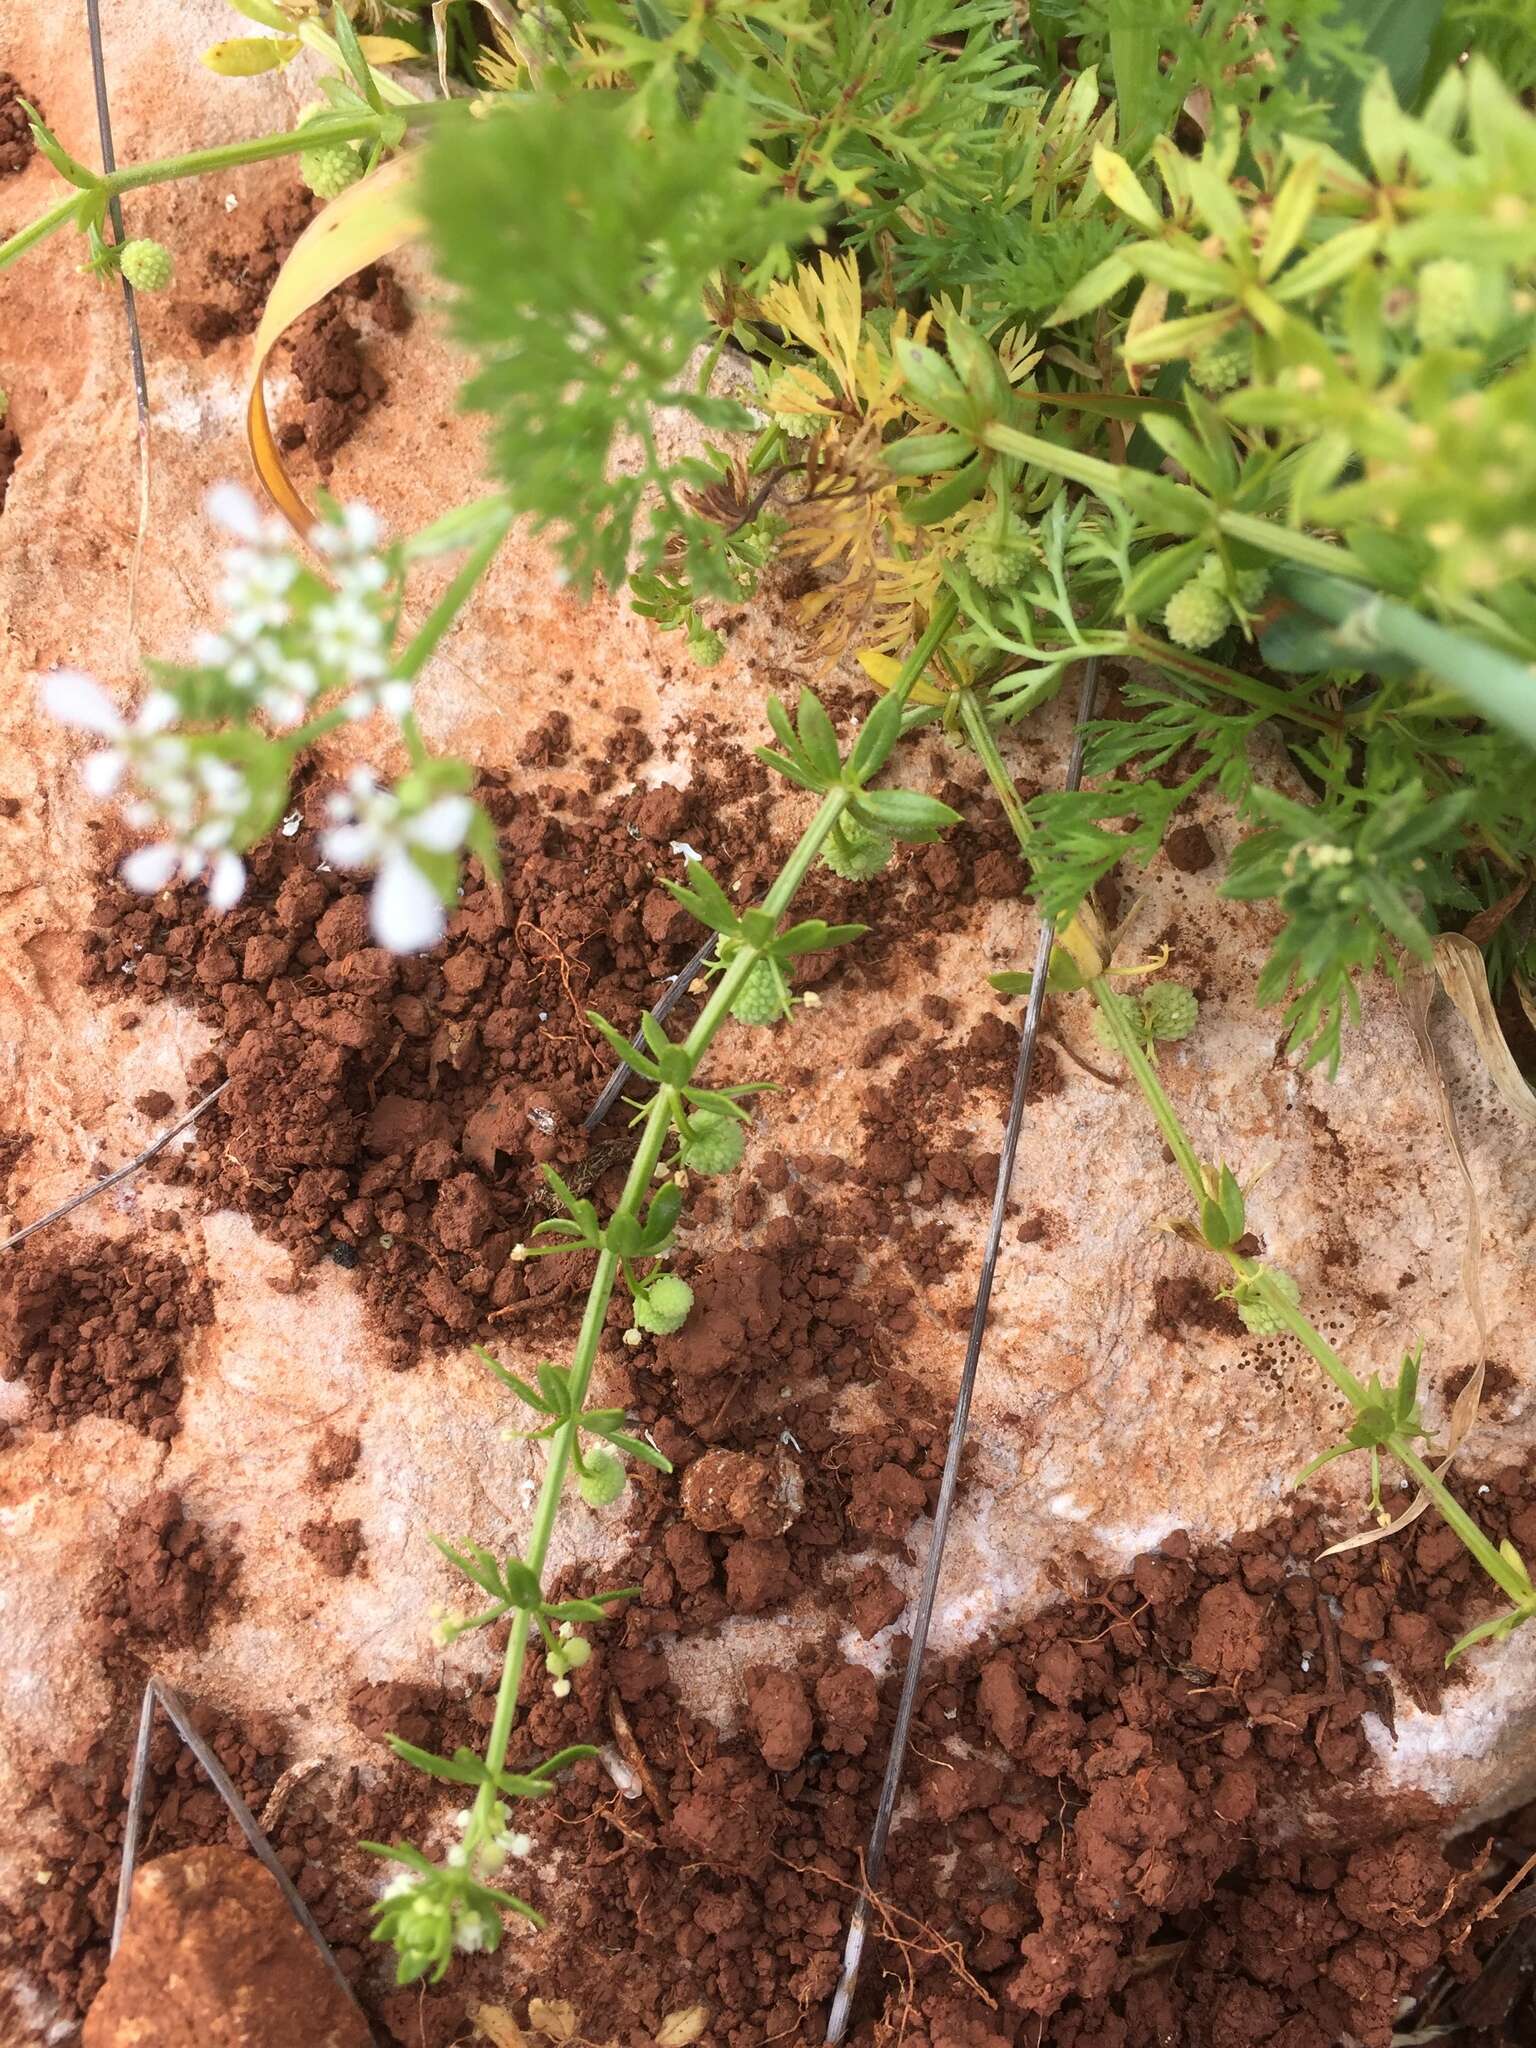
[[81, 749, 126, 796], [320, 823, 377, 870], [120, 842, 181, 894], [137, 690, 180, 735], [206, 851, 246, 910], [43, 670, 124, 736], [371, 853, 445, 954], [205, 483, 264, 542], [406, 795, 473, 854]]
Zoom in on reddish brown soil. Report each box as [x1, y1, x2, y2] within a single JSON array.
[[0, 72, 37, 178], [176, 184, 412, 472], [5, 710, 1527, 2044], [0, 1230, 213, 1440]]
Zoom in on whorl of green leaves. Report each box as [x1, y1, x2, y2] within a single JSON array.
[[420, 91, 817, 595]]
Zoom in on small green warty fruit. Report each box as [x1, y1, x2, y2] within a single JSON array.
[[300, 143, 364, 201], [767, 377, 814, 440], [963, 521, 1033, 591], [1196, 554, 1267, 608], [1164, 579, 1230, 651], [1415, 258, 1478, 351], [1141, 981, 1199, 1043], [730, 960, 788, 1027], [1091, 996, 1143, 1054], [822, 816, 894, 882], [119, 239, 173, 292], [1236, 1267, 1301, 1335], [634, 1273, 694, 1335], [576, 1448, 627, 1509], [1190, 331, 1249, 394], [680, 1110, 746, 1177]]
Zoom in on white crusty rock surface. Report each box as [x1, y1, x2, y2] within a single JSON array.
[[1, 3, 1534, 2031]]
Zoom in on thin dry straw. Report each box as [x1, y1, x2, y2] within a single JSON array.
[[824, 656, 1101, 2044], [112, 1676, 375, 2036], [0, 1081, 230, 1254]]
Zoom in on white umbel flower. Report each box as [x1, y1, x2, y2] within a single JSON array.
[[43, 670, 250, 907], [320, 769, 473, 954]]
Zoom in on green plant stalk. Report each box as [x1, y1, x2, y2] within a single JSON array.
[[955, 687, 1033, 851], [1091, 986, 1530, 1608], [1274, 567, 1536, 751], [1124, 623, 1345, 735], [0, 106, 447, 272], [961, 691, 1527, 1618], [978, 422, 1351, 576], [456, 607, 955, 1870], [396, 509, 513, 683]]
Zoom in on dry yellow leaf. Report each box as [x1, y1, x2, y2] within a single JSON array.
[[528, 2000, 579, 2043], [656, 2008, 710, 2046], [473, 2007, 531, 2048], [245, 152, 422, 538], [357, 33, 420, 63]]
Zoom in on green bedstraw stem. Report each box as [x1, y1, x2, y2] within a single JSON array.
[[0, 107, 448, 272], [977, 421, 1351, 577], [959, 680, 1526, 1624], [458, 603, 957, 1864]]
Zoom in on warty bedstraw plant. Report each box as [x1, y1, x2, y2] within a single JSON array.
[[361, 608, 961, 1982]]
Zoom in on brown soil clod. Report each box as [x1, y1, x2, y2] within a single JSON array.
[[0, 72, 38, 177], [83, 1845, 371, 2048], [1, 1232, 213, 1439]]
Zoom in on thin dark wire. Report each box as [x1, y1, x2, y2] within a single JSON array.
[[84, 0, 152, 622], [824, 658, 1102, 2045], [112, 1678, 375, 2035], [582, 934, 717, 1131]]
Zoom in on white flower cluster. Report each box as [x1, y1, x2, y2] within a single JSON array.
[[43, 671, 254, 910], [321, 768, 474, 954], [197, 485, 409, 727], [378, 1802, 534, 1956], [41, 484, 482, 954]]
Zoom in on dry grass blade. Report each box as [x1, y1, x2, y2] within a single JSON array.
[[1432, 933, 1536, 1126], [0, 1081, 229, 1254]]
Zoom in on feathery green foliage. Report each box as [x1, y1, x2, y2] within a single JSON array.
[[420, 90, 817, 595]]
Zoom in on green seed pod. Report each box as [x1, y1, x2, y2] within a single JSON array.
[[680, 1110, 746, 1177], [1141, 981, 1199, 1043], [767, 377, 814, 439], [634, 1272, 694, 1335], [1236, 1268, 1301, 1336], [1164, 579, 1230, 651], [300, 142, 364, 201], [729, 960, 788, 1027], [822, 816, 894, 882], [118, 239, 173, 292], [1415, 258, 1479, 351], [962, 520, 1034, 591], [576, 1448, 627, 1509], [560, 1633, 593, 1668], [1190, 331, 1249, 394]]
